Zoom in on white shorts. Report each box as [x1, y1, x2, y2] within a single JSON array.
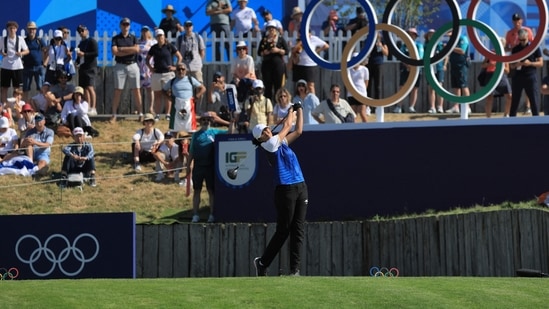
[[151, 72, 175, 92], [114, 63, 140, 90]]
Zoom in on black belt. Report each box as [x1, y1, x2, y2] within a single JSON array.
[[118, 61, 136, 65]]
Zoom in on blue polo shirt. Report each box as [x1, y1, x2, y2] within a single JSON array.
[[23, 36, 46, 67]]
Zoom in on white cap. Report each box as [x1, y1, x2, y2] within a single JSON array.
[[265, 20, 277, 29], [236, 41, 247, 48], [54, 29, 63, 38], [0, 117, 9, 129], [252, 79, 264, 89], [155, 29, 164, 36], [252, 124, 267, 139], [72, 127, 84, 135]]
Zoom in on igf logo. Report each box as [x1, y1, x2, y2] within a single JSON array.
[[226, 152, 247, 163]]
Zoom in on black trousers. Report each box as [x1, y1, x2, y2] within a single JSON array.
[[261, 181, 308, 273], [367, 62, 383, 99], [510, 74, 539, 116]]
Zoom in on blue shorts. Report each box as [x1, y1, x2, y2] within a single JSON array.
[[35, 151, 51, 164]]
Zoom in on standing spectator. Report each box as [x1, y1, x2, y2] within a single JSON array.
[[425, 29, 447, 114], [322, 9, 344, 36], [261, 9, 283, 34], [0, 21, 29, 102], [60, 86, 99, 137], [541, 71, 549, 115], [187, 112, 234, 223], [251, 102, 307, 277], [207, 71, 240, 127], [18, 103, 35, 137], [290, 30, 328, 94], [61, 127, 96, 187], [75, 25, 98, 116], [312, 84, 355, 124], [292, 79, 319, 125], [176, 20, 206, 112], [258, 22, 289, 101], [163, 63, 206, 132], [393, 28, 424, 113], [152, 131, 180, 182], [131, 113, 164, 172], [482, 59, 512, 118], [230, 41, 256, 86], [206, 0, 232, 61], [147, 29, 182, 121], [509, 29, 543, 117], [20, 113, 53, 175], [245, 79, 273, 130], [446, 32, 471, 114], [366, 32, 388, 113], [347, 53, 369, 122], [231, 0, 260, 38], [158, 4, 183, 39], [0, 116, 19, 162], [43, 29, 70, 85], [110, 17, 143, 123], [272, 88, 293, 123], [345, 6, 368, 35], [22, 21, 47, 103], [287, 6, 303, 37], [137, 26, 156, 115]]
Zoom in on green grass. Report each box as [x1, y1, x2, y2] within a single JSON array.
[[1, 277, 548, 308]]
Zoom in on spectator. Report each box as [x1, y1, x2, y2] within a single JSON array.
[[482, 59, 512, 118], [312, 84, 355, 124], [137, 26, 156, 115], [258, 21, 289, 101], [245, 79, 273, 130], [509, 28, 543, 117], [345, 6, 368, 35], [7, 88, 26, 123], [18, 103, 35, 137], [347, 52, 369, 122], [158, 4, 183, 39], [61, 127, 96, 187], [60, 86, 99, 137], [50, 69, 76, 117], [322, 9, 344, 37], [261, 9, 283, 34], [292, 79, 319, 125], [290, 30, 328, 94], [366, 32, 388, 114], [43, 29, 70, 85], [75, 25, 98, 116], [0, 116, 19, 162], [446, 31, 471, 114], [131, 113, 164, 172], [541, 71, 549, 115], [231, 41, 256, 86], [231, 0, 260, 38], [393, 28, 423, 113], [146, 29, 181, 121], [20, 113, 53, 175], [152, 131, 180, 182], [31, 82, 52, 116], [425, 29, 447, 114], [207, 71, 240, 127], [206, 0, 232, 61], [273, 88, 293, 124], [163, 63, 206, 132], [22, 21, 47, 103], [287, 6, 303, 37], [0, 21, 29, 102], [176, 20, 205, 112], [110, 17, 143, 123], [187, 112, 234, 223]]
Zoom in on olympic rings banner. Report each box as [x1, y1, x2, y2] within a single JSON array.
[[0, 212, 136, 279], [301, 0, 549, 107]]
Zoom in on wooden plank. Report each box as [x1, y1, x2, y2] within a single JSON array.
[[377, 220, 390, 274], [414, 218, 424, 276], [205, 224, 221, 277], [173, 224, 189, 277], [365, 221, 380, 274], [265, 223, 278, 274], [189, 223, 206, 277], [318, 222, 332, 276], [474, 212, 490, 276], [342, 221, 363, 276], [142, 225, 159, 278], [494, 211, 514, 276], [249, 223, 267, 275], [331, 222, 344, 276], [157, 225, 174, 278], [391, 220, 403, 275], [423, 217, 439, 276], [305, 222, 320, 276], [234, 223, 250, 276], [219, 223, 236, 277], [518, 210, 536, 269], [135, 225, 143, 278], [461, 213, 473, 276]]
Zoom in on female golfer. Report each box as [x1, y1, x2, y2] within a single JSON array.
[[251, 102, 308, 276]]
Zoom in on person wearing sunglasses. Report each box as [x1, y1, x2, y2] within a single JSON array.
[[43, 29, 70, 85], [75, 25, 98, 116]]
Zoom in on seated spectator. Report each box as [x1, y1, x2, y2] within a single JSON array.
[[47, 70, 75, 128], [0, 116, 19, 162], [20, 113, 54, 175], [0, 100, 13, 126], [132, 113, 164, 172], [208, 71, 240, 126], [60, 86, 99, 137], [6, 88, 26, 123], [152, 131, 180, 182], [292, 79, 320, 125], [273, 88, 293, 123], [245, 79, 273, 130], [61, 127, 96, 187], [30, 82, 52, 113], [312, 84, 356, 124], [17, 103, 36, 137], [50, 70, 75, 104]]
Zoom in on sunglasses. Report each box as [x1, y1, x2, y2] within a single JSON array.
[[331, 90, 340, 93], [177, 67, 186, 71], [63, 31, 69, 34], [121, 23, 130, 26], [237, 47, 246, 51]]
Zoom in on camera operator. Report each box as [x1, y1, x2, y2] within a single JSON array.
[[207, 71, 240, 127]]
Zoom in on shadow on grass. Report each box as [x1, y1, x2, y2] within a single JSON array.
[[141, 206, 212, 224], [95, 151, 132, 168]]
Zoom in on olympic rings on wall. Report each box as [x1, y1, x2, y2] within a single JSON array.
[[301, 0, 377, 70], [370, 266, 400, 277], [0, 267, 19, 280], [467, 0, 548, 62]]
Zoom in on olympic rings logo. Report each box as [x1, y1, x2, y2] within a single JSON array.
[[0, 267, 19, 280], [300, 0, 549, 107], [15, 233, 100, 277], [370, 266, 400, 277]]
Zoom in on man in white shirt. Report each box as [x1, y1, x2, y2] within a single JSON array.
[[231, 0, 260, 37], [0, 21, 29, 102], [312, 84, 356, 124]]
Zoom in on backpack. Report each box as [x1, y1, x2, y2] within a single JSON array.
[[3, 35, 20, 54], [140, 128, 160, 142]]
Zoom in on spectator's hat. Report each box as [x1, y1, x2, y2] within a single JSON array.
[[155, 29, 165, 37], [164, 131, 175, 139], [0, 117, 9, 129], [512, 13, 522, 21], [35, 113, 45, 122], [356, 7, 365, 16], [22, 103, 33, 112], [120, 17, 131, 25], [265, 21, 277, 29], [236, 41, 247, 48], [262, 9, 271, 17], [77, 25, 87, 33], [141, 25, 150, 31], [27, 21, 37, 29], [143, 113, 155, 121], [213, 71, 224, 81], [184, 20, 193, 26], [73, 127, 84, 136], [252, 124, 267, 139], [427, 28, 436, 33], [291, 7, 303, 18], [54, 29, 63, 38], [407, 28, 418, 36], [162, 4, 176, 13], [74, 86, 84, 95], [252, 79, 264, 89], [296, 79, 307, 86], [43, 81, 51, 87]]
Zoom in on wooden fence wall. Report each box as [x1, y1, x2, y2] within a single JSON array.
[[135, 209, 549, 277]]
